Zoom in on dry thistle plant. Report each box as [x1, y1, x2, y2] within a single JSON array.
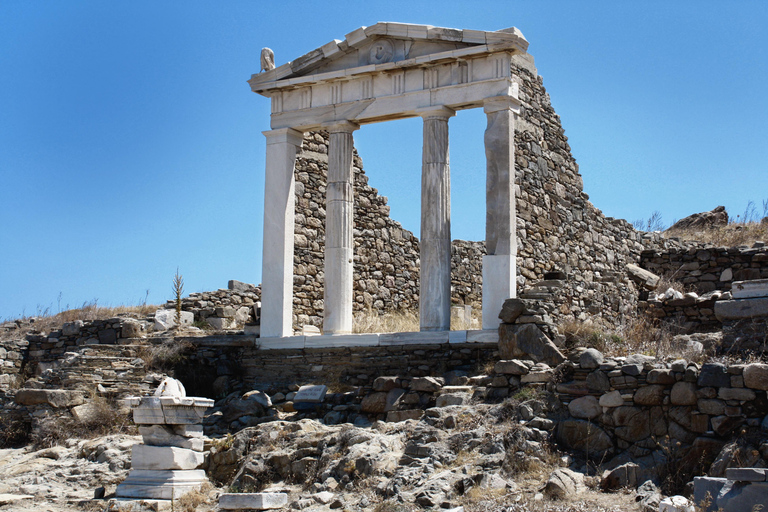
[[173, 268, 184, 326]]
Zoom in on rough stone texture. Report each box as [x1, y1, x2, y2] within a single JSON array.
[[557, 420, 613, 457], [668, 206, 729, 232], [544, 468, 586, 499], [131, 445, 205, 471], [219, 492, 288, 510], [743, 363, 768, 390], [498, 323, 565, 366]]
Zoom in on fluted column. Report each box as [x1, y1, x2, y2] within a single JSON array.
[[418, 106, 455, 331], [323, 121, 359, 334], [260, 128, 304, 338], [482, 96, 520, 329]]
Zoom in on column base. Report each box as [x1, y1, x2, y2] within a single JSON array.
[[482, 254, 516, 330]]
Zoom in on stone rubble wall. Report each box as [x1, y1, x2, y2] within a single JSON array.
[[0, 339, 26, 390], [639, 244, 768, 295], [552, 354, 768, 480]]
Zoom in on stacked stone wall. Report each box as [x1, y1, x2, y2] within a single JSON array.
[[640, 244, 768, 294]]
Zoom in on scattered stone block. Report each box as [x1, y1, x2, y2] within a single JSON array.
[[219, 492, 288, 510], [659, 496, 694, 512], [153, 310, 193, 331], [626, 264, 660, 290], [725, 467, 767, 482], [294, 384, 328, 403], [731, 279, 768, 299], [14, 389, 84, 408]]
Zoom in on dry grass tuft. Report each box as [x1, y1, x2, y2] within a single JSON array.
[[353, 309, 419, 333], [560, 316, 685, 360], [667, 221, 767, 248], [31, 396, 136, 448], [135, 339, 194, 372], [175, 482, 215, 512]]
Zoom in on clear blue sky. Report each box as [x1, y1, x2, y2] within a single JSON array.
[[1, 1, 766, 320]]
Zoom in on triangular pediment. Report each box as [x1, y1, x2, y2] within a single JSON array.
[[249, 22, 528, 93]]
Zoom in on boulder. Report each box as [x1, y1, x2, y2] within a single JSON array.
[[498, 323, 565, 367], [121, 319, 143, 338], [667, 205, 728, 231], [498, 298, 526, 323], [599, 390, 624, 408], [544, 468, 586, 499], [14, 389, 84, 408], [154, 309, 193, 331], [568, 395, 601, 420], [626, 264, 660, 290], [743, 363, 768, 390], [670, 382, 698, 405], [579, 348, 604, 369], [633, 385, 665, 406], [601, 462, 640, 490]]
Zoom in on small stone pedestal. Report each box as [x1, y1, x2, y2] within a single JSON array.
[[116, 378, 214, 500]]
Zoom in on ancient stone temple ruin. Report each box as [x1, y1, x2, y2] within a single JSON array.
[[250, 23, 528, 337]]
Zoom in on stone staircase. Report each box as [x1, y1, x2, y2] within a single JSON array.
[[42, 342, 160, 398]]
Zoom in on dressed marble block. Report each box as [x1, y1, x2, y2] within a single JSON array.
[[117, 378, 213, 500], [250, 23, 529, 339]]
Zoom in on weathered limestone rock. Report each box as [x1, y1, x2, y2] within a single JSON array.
[[498, 298, 526, 324], [602, 462, 640, 490], [568, 395, 601, 420], [410, 377, 443, 392], [670, 381, 698, 405], [743, 363, 768, 390], [626, 264, 660, 290], [494, 359, 531, 375], [667, 205, 728, 231], [633, 385, 665, 406], [579, 348, 604, 369], [14, 389, 84, 408], [498, 323, 565, 366], [599, 390, 624, 408], [153, 309, 193, 331], [544, 468, 586, 499]]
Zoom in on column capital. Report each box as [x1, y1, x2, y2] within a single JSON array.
[[483, 95, 522, 114], [322, 120, 359, 134], [416, 106, 456, 120], [262, 127, 305, 147]]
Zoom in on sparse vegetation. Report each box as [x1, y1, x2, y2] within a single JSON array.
[[353, 308, 419, 333], [663, 198, 768, 247], [173, 268, 184, 326], [30, 396, 136, 449], [136, 338, 194, 372]]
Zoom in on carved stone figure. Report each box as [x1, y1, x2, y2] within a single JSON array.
[[260, 47, 275, 72]]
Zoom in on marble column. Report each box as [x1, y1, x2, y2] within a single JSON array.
[[482, 96, 520, 329], [418, 106, 455, 331], [323, 121, 359, 334], [260, 128, 304, 338]]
